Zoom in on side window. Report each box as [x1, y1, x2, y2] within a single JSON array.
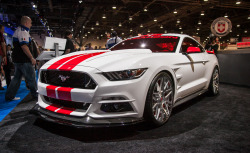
[[181, 38, 204, 53]]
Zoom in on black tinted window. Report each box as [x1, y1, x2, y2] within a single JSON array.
[[111, 35, 180, 53], [181, 37, 204, 53]]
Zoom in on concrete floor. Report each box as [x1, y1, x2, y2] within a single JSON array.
[[0, 83, 250, 153]]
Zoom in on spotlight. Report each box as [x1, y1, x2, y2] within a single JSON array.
[[236, 0, 241, 5], [201, 11, 205, 16], [102, 14, 106, 19], [173, 9, 177, 14]]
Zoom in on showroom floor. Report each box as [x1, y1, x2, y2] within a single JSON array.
[[0, 84, 249, 153]]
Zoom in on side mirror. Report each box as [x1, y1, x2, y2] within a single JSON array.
[[206, 49, 215, 54], [186, 47, 201, 53]]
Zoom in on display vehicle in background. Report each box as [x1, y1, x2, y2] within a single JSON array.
[[32, 34, 219, 127]]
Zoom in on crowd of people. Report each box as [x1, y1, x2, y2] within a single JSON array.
[[0, 15, 123, 101]]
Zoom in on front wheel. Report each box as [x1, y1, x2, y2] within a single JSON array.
[[208, 67, 219, 95], [144, 72, 174, 127]]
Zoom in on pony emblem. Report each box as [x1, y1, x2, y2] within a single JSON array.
[[58, 75, 70, 82]]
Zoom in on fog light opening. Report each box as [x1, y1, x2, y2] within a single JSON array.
[[101, 102, 133, 112]]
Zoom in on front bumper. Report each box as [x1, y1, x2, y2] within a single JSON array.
[[31, 104, 144, 128]]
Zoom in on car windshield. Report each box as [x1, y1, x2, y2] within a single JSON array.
[[111, 35, 180, 52]]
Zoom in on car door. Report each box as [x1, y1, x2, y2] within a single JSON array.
[[175, 37, 207, 98]]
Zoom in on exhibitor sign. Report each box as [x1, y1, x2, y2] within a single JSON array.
[[211, 17, 232, 37]]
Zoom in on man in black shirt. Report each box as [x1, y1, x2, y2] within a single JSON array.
[[63, 30, 74, 54]]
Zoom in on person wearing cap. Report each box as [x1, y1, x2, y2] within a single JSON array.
[[106, 31, 122, 49]]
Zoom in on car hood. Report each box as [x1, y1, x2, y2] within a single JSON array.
[[43, 49, 153, 71]]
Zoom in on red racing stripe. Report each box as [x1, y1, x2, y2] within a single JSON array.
[[57, 87, 73, 101], [46, 104, 61, 112], [56, 107, 76, 115], [47, 55, 79, 70], [46, 85, 58, 98], [58, 52, 106, 71]]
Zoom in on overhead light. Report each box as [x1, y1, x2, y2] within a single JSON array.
[[237, 34, 239, 36], [198, 20, 202, 24], [201, 11, 205, 16], [140, 24, 143, 28], [82, 26, 85, 28], [96, 21, 99, 26], [130, 28, 133, 32], [105, 31, 107, 34], [88, 31, 90, 33], [83, 36, 85, 38], [204, 0, 208, 1], [148, 29, 151, 33], [177, 19, 180, 24], [181, 31, 183, 34], [111, 27, 114, 31], [237, 24, 240, 27], [224, 13, 228, 18], [144, 7, 148, 12], [91, 26, 94, 30], [236, 0, 241, 5], [72, 28, 73, 31], [164, 30, 167, 33], [119, 22, 122, 27], [245, 30, 248, 33], [248, 15, 250, 20], [179, 26, 182, 30], [129, 16, 133, 21], [32, 4, 37, 8], [197, 27, 200, 30], [122, 33, 124, 35], [230, 30, 232, 32], [80, 30, 81, 33], [112, 6, 117, 9], [79, 0, 82, 3], [85, 33, 87, 36], [173, 9, 177, 14], [102, 14, 106, 19], [196, 33, 199, 35], [160, 25, 163, 29], [154, 18, 157, 22]]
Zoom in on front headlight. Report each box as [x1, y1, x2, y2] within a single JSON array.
[[103, 68, 147, 81]]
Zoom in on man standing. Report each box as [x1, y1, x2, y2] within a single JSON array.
[[63, 30, 74, 54], [0, 24, 7, 90], [106, 31, 122, 49], [5, 16, 38, 101]]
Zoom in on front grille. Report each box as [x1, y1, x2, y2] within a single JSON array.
[[44, 96, 90, 110], [41, 70, 97, 89]]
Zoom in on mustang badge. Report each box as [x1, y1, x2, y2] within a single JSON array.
[[58, 75, 70, 82]]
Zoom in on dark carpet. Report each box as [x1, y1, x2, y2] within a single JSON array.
[[0, 84, 249, 153]]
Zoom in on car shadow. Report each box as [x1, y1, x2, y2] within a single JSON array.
[[33, 94, 209, 143]]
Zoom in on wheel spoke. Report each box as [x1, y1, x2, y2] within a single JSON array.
[[164, 91, 172, 99]]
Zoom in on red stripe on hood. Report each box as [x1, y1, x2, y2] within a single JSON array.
[[46, 85, 58, 98], [46, 104, 61, 112], [57, 87, 73, 101], [58, 52, 106, 71], [56, 107, 76, 115], [47, 55, 80, 70]]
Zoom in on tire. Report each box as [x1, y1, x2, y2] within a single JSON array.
[[208, 67, 219, 96], [144, 72, 174, 127]]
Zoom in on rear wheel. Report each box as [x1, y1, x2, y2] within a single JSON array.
[[144, 72, 174, 127], [208, 67, 219, 95]]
